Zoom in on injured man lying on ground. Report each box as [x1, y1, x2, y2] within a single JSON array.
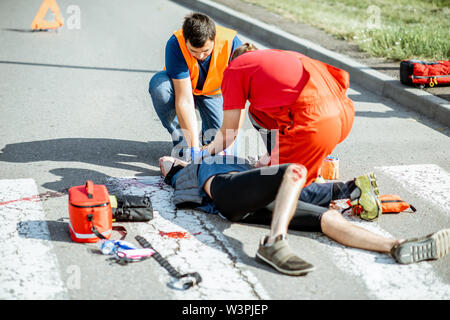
[[158, 154, 450, 276]]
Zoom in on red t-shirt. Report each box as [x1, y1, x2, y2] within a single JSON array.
[[222, 49, 308, 127]]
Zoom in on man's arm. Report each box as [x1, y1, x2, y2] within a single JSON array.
[[165, 36, 199, 149], [172, 77, 199, 148], [206, 108, 245, 155]]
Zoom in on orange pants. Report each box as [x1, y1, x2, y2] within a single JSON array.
[[255, 56, 355, 186]]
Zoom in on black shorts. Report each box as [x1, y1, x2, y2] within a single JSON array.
[[209, 164, 326, 232]]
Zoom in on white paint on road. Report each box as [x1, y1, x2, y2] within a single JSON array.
[[312, 209, 450, 299], [313, 164, 450, 299], [106, 176, 270, 300], [107, 172, 450, 300], [106, 171, 450, 300], [376, 164, 450, 214], [2, 166, 448, 300], [0, 179, 67, 299]]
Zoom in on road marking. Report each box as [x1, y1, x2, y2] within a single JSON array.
[[4, 166, 446, 300], [106, 170, 450, 300], [312, 209, 450, 299], [314, 164, 450, 299], [106, 176, 270, 300], [376, 164, 450, 214], [0, 179, 67, 299]]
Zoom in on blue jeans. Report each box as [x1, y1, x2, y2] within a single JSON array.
[[300, 181, 352, 207], [149, 71, 224, 152]]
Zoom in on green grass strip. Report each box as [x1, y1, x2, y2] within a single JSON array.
[[241, 0, 450, 61]]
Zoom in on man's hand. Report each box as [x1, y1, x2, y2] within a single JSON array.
[[189, 147, 210, 163], [202, 142, 233, 156], [206, 109, 244, 156], [219, 145, 233, 156], [254, 152, 271, 168]]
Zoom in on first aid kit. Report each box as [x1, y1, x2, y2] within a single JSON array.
[[68, 180, 113, 243], [400, 60, 450, 88]]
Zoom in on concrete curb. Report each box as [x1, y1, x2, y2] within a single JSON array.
[[172, 0, 450, 128]]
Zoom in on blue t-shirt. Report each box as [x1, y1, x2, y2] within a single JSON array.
[[197, 155, 252, 193], [170, 155, 252, 214], [165, 34, 242, 91]]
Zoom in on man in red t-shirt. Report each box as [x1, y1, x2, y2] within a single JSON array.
[[204, 44, 355, 187]]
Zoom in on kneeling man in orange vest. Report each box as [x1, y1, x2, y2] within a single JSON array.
[[149, 13, 243, 160]]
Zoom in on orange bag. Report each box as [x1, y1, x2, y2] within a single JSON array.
[[379, 194, 416, 214], [68, 180, 112, 243], [350, 194, 416, 216]]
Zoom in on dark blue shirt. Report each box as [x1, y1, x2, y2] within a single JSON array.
[[165, 34, 242, 91], [197, 155, 252, 193], [171, 155, 252, 214]]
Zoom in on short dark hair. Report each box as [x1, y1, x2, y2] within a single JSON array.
[[182, 13, 216, 48]]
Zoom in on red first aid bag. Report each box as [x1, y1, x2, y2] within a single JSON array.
[[68, 180, 112, 243], [400, 60, 450, 88]]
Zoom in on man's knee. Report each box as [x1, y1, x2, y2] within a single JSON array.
[[284, 164, 307, 183], [149, 71, 173, 102], [320, 209, 344, 229]]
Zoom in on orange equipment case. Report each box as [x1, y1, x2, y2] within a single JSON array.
[[68, 180, 112, 243]]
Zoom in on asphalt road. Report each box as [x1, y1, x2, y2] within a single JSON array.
[[0, 0, 449, 303]]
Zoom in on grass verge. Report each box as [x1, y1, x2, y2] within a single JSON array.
[[241, 0, 450, 61]]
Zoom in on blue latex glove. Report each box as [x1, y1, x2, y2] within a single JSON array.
[[222, 145, 233, 156], [189, 147, 210, 163]]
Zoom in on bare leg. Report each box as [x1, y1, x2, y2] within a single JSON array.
[[256, 163, 315, 275], [320, 210, 400, 253], [267, 164, 307, 245], [321, 211, 450, 264]]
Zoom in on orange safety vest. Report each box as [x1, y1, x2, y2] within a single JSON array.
[[174, 25, 237, 96]]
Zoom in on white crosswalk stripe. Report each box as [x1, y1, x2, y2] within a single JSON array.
[[312, 212, 450, 299], [319, 164, 450, 299], [0, 164, 449, 299], [107, 171, 450, 300], [106, 176, 270, 300], [376, 164, 450, 214], [0, 179, 67, 299]]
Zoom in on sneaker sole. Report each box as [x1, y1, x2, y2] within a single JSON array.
[[255, 252, 315, 276], [395, 229, 450, 264], [353, 172, 382, 220], [369, 172, 380, 196]]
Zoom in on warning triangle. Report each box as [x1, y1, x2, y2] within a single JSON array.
[[31, 0, 64, 30]]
